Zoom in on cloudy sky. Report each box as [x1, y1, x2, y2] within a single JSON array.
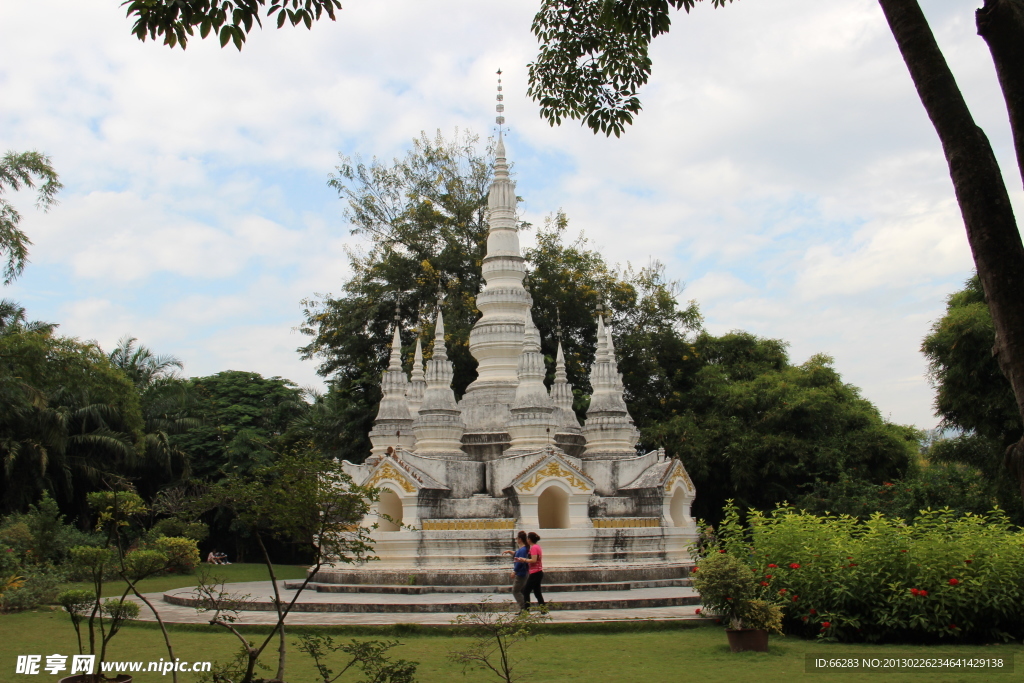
[[2, 0, 1021, 428]]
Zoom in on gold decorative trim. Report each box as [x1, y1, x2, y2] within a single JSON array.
[[421, 519, 516, 530], [518, 461, 592, 493], [664, 463, 694, 493], [593, 517, 662, 528], [366, 463, 417, 493]]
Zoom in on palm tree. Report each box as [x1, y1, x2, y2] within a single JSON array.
[[108, 335, 183, 390]]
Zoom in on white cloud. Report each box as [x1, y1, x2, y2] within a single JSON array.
[[2, 0, 1019, 430]]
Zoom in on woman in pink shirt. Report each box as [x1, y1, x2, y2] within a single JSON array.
[[519, 531, 545, 609]]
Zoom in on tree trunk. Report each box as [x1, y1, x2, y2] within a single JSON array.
[[877, 0, 1024, 493], [977, 0, 1024, 190]]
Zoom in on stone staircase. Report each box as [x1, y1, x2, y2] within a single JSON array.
[[158, 563, 703, 623]]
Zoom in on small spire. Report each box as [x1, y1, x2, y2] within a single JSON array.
[[555, 308, 563, 344], [432, 308, 448, 360], [388, 323, 403, 371], [495, 69, 505, 133], [524, 314, 541, 353], [595, 308, 609, 361]]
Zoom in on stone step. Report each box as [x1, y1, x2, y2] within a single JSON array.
[[309, 563, 692, 587], [164, 593, 700, 614], [162, 583, 699, 615], [283, 578, 692, 594]]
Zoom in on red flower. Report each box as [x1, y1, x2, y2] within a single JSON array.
[[765, 574, 773, 580], [965, 559, 973, 564], [719, 549, 726, 553], [695, 608, 701, 614], [900, 549, 908, 553], [792, 595, 799, 602], [848, 563, 857, 567], [691, 567, 698, 572], [760, 581, 769, 586], [802, 616, 808, 622], [949, 578, 960, 586], [809, 608, 817, 615], [789, 563, 801, 569], [949, 623, 957, 630], [883, 482, 893, 486], [726, 597, 733, 601], [821, 621, 831, 629], [920, 589, 928, 597], [846, 556, 853, 560], [778, 588, 788, 594], [767, 564, 778, 568]]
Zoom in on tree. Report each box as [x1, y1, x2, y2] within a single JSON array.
[[299, 131, 698, 461], [647, 332, 919, 521], [0, 323, 144, 517], [447, 601, 550, 683], [921, 274, 1023, 517], [527, 0, 1024, 500], [172, 370, 307, 480], [192, 451, 375, 683], [122, 0, 342, 50], [0, 151, 61, 285], [107, 337, 202, 503]]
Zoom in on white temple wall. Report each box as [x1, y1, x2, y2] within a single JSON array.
[[360, 527, 696, 568], [433, 496, 514, 520], [588, 495, 639, 517]]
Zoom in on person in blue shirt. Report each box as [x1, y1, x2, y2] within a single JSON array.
[[502, 530, 531, 610]]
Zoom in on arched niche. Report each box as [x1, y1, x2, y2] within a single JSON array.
[[669, 486, 687, 528], [537, 485, 570, 529], [377, 488, 404, 532]]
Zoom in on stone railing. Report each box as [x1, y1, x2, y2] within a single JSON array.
[[420, 518, 516, 530], [592, 517, 662, 528]]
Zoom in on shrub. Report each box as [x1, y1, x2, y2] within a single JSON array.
[[713, 502, 1024, 643], [153, 537, 200, 574], [0, 565, 66, 612], [0, 521, 34, 561], [150, 518, 209, 542], [0, 544, 19, 575]]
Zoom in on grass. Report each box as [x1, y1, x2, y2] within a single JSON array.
[[58, 562, 309, 598], [2, 605, 1022, 683]]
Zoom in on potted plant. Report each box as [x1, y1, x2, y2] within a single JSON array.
[[692, 551, 783, 652]]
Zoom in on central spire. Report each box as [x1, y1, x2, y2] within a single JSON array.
[[460, 69, 534, 436]]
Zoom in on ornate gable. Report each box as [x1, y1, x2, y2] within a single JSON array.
[[662, 459, 695, 494], [363, 453, 449, 494], [510, 450, 595, 495], [620, 458, 695, 493]]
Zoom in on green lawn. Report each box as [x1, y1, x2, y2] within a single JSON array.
[[58, 562, 309, 598], [2, 606, 1021, 683]]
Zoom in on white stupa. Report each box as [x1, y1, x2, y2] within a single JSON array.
[[334, 73, 696, 570]]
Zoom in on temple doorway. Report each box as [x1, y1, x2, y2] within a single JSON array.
[[538, 486, 570, 529], [378, 489, 403, 531], [669, 488, 686, 527]]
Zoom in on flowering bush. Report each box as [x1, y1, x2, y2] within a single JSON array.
[[710, 502, 1024, 643]]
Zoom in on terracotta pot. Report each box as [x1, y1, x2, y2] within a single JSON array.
[[726, 628, 769, 652], [58, 675, 132, 683]]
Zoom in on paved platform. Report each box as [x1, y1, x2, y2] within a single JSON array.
[[129, 580, 707, 626]]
